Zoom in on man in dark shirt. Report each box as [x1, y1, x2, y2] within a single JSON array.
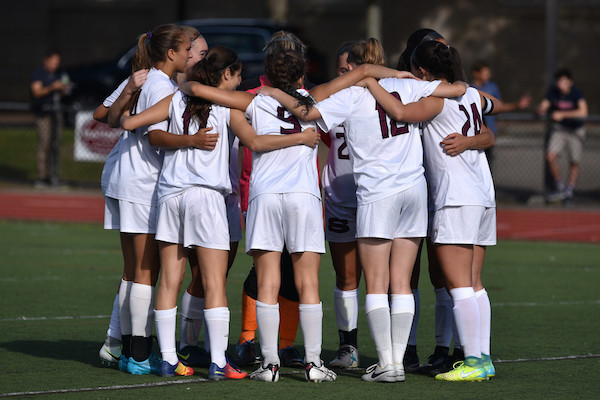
[[537, 68, 588, 204], [30, 50, 68, 186]]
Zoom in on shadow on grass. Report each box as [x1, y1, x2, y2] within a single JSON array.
[[0, 339, 108, 367]]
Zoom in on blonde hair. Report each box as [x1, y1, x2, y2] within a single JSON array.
[[347, 38, 386, 67]]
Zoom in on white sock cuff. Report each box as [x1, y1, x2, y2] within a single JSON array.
[[390, 294, 414, 315], [365, 294, 389, 314], [204, 307, 230, 321], [155, 307, 177, 321], [435, 287, 452, 301], [181, 291, 205, 320], [449, 287, 476, 302], [299, 302, 323, 311], [256, 300, 279, 311], [335, 287, 358, 299], [130, 282, 153, 299], [475, 288, 488, 298]]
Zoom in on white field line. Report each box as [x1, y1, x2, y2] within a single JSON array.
[[2, 299, 599, 323], [1, 355, 598, 398]]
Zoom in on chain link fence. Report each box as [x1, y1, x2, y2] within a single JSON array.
[[1, 103, 599, 207]]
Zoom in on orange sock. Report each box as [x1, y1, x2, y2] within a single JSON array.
[[239, 289, 257, 345], [278, 295, 299, 350]]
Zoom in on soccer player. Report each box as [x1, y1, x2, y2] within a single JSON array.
[[104, 24, 191, 375], [365, 39, 498, 381]]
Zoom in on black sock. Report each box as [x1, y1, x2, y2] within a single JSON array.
[[339, 328, 358, 348]]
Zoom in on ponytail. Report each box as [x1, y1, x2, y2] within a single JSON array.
[[265, 50, 314, 109], [185, 46, 242, 129], [130, 24, 187, 73], [411, 40, 464, 82]]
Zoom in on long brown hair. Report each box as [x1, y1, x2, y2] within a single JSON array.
[[184, 46, 242, 131], [131, 24, 187, 72], [265, 49, 314, 108]]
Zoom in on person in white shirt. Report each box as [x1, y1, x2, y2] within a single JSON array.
[[364, 39, 497, 382], [103, 24, 192, 375], [119, 46, 320, 379]]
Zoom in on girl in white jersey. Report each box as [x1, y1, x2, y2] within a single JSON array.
[[119, 46, 320, 379], [260, 38, 467, 383], [103, 24, 192, 375], [364, 40, 497, 382]]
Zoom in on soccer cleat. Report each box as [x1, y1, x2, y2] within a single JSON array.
[[126, 353, 162, 375], [177, 345, 210, 368], [482, 354, 495, 378], [435, 357, 488, 382], [236, 339, 262, 367], [394, 364, 406, 382], [99, 342, 121, 366], [118, 355, 129, 372], [418, 345, 451, 377], [208, 361, 248, 380], [279, 346, 304, 368], [546, 189, 567, 203], [160, 360, 195, 377], [361, 363, 397, 383], [305, 360, 337, 382], [329, 344, 359, 368], [250, 363, 280, 382], [403, 344, 419, 373]]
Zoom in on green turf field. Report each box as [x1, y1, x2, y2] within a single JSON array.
[[0, 220, 598, 399]]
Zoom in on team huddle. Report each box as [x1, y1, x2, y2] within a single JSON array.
[[95, 24, 498, 383]]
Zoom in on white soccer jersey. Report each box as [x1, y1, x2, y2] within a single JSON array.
[[158, 91, 232, 204], [322, 125, 356, 207], [422, 87, 496, 211], [316, 78, 440, 205], [100, 79, 128, 194], [245, 91, 320, 202], [105, 68, 177, 206]]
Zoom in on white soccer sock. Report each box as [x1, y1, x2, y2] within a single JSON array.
[[365, 294, 393, 367], [449, 287, 481, 360], [130, 283, 154, 337], [407, 289, 419, 346], [204, 307, 230, 368], [334, 287, 359, 332], [390, 294, 415, 367], [155, 307, 178, 365], [118, 279, 132, 336], [299, 302, 323, 365], [179, 291, 204, 350], [476, 288, 491, 356], [435, 287, 454, 348], [256, 301, 280, 366], [106, 293, 121, 341]]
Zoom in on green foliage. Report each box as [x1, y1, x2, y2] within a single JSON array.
[[0, 220, 599, 398]]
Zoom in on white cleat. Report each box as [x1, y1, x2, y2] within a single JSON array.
[[250, 363, 280, 382], [305, 360, 337, 382], [361, 363, 397, 383]]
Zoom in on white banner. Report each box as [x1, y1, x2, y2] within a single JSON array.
[[74, 111, 121, 162]]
